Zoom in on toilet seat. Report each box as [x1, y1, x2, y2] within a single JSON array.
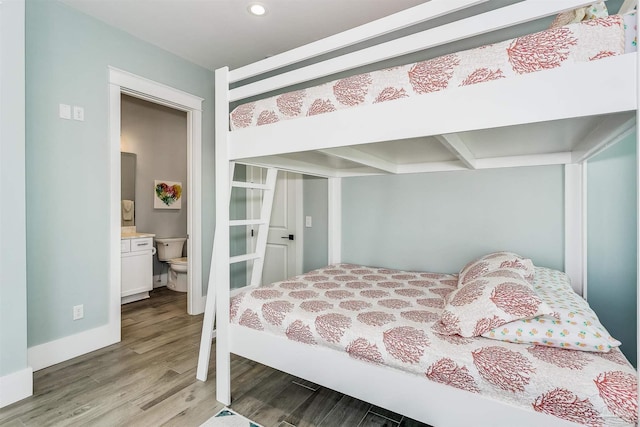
[[168, 256, 187, 265], [168, 257, 188, 273]]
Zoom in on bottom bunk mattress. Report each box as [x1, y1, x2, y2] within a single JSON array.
[[229, 264, 637, 427]]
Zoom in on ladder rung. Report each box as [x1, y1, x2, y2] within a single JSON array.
[[231, 181, 271, 190], [229, 219, 267, 226], [230, 253, 261, 264]]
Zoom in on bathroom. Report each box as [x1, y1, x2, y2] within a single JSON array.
[[120, 93, 189, 306]]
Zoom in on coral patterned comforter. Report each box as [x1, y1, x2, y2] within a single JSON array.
[[230, 264, 637, 427], [230, 14, 632, 130]]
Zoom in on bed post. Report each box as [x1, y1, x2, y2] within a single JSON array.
[[328, 177, 342, 264], [214, 66, 231, 405], [564, 164, 585, 296]]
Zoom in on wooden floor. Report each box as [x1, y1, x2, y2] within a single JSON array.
[[0, 288, 431, 427]]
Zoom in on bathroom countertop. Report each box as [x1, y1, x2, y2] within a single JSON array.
[[121, 232, 156, 240]]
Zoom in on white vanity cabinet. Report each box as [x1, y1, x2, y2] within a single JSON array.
[[121, 236, 154, 304]]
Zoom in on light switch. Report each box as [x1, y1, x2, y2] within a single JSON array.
[[59, 104, 71, 120], [73, 106, 85, 121], [305, 216, 312, 227]]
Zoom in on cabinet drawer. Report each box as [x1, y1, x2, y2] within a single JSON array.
[[131, 238, 153, 252], [121, 239, 131, 253]]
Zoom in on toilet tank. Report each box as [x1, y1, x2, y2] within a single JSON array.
[[155, 237, 186, 261]]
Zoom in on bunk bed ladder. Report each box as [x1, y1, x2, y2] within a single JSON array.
[[196, 165, 279, 381]]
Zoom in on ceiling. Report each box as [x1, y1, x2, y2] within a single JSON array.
[[59, 0, 428, 71]]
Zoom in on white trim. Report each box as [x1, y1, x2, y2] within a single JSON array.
[[327, 178, 342, 264], [245, 165, 261, 281], [242, 156, 341, 178], [435, 134, 477, 170], [108, 67, 203, 111], [379, 152, 571, 175], [109, 68, 206, 335], [294, 173, 304, 275], [28, 323, 118, 371], [0, 367, 33, 407], [393, 160, 468, 175], [108, 82, 123, 341], [571, 114, 636, 164], [319, 147, 398, 174], [213, 67, 232, 404], [243, 152, 575, 178], [564, 164, 584, 295], [187, 109, 205, 314], [582, 163, 589, 300]]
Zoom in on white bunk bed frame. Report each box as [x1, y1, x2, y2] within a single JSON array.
[[211, 1, 639, 425]]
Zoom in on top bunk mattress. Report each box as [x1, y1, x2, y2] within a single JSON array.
[[230, 14, 636, 131]]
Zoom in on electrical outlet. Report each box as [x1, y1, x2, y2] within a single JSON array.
[[305, 216, 312, 227], [73, 304, 84, 320]]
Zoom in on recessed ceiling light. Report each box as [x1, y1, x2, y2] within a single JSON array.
[[248, 3, 267, 16]]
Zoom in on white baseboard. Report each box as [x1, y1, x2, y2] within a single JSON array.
[[28, 323, 119, 372], [0, 367, 33, 408]]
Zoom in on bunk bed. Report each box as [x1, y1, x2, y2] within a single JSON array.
[[203, 0, 639, 425]]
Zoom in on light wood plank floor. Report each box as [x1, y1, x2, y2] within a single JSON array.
[[0, 288, 431, 427]]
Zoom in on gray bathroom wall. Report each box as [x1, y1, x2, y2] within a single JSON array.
[[120, 94, 188, 275]]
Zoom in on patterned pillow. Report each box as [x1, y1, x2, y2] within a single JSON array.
[[433, 270, 557, 338], [482, 267, 622, 352], [549, 2, 609, 29], [458, 251, 535, 285]]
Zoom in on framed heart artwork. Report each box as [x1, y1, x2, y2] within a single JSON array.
[[154, 180, 182, 209]]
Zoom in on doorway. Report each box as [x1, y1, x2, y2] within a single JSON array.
[[108, 67, 205, 339], [120, 94, 189, 299]]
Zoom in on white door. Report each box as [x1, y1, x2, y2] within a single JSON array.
[[246, 167, 302, 285]]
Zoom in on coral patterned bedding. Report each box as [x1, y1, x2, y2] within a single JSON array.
[[230, 264, 638, 427], [230, 14, 635, 131]]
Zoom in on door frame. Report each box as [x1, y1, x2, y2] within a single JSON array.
[[245, 166, 304, 282], [108, 67, 205, 321]]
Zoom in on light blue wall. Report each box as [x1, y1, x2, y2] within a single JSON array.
[[587, 133, 637, 366], [342, 166, 564, 274], [1, 0, 28, 377], [303, 176, 328, 272], [25, 0, 215, 346]]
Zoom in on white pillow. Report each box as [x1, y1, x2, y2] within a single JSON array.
[[482, 267, 621, 352]]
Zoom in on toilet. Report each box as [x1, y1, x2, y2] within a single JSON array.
[[155, 237, 188, 292]]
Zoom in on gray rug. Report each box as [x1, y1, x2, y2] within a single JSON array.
[[200, 408, 263, 427]]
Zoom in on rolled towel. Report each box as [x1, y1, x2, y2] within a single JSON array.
[[122, 200, 134, 221]]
